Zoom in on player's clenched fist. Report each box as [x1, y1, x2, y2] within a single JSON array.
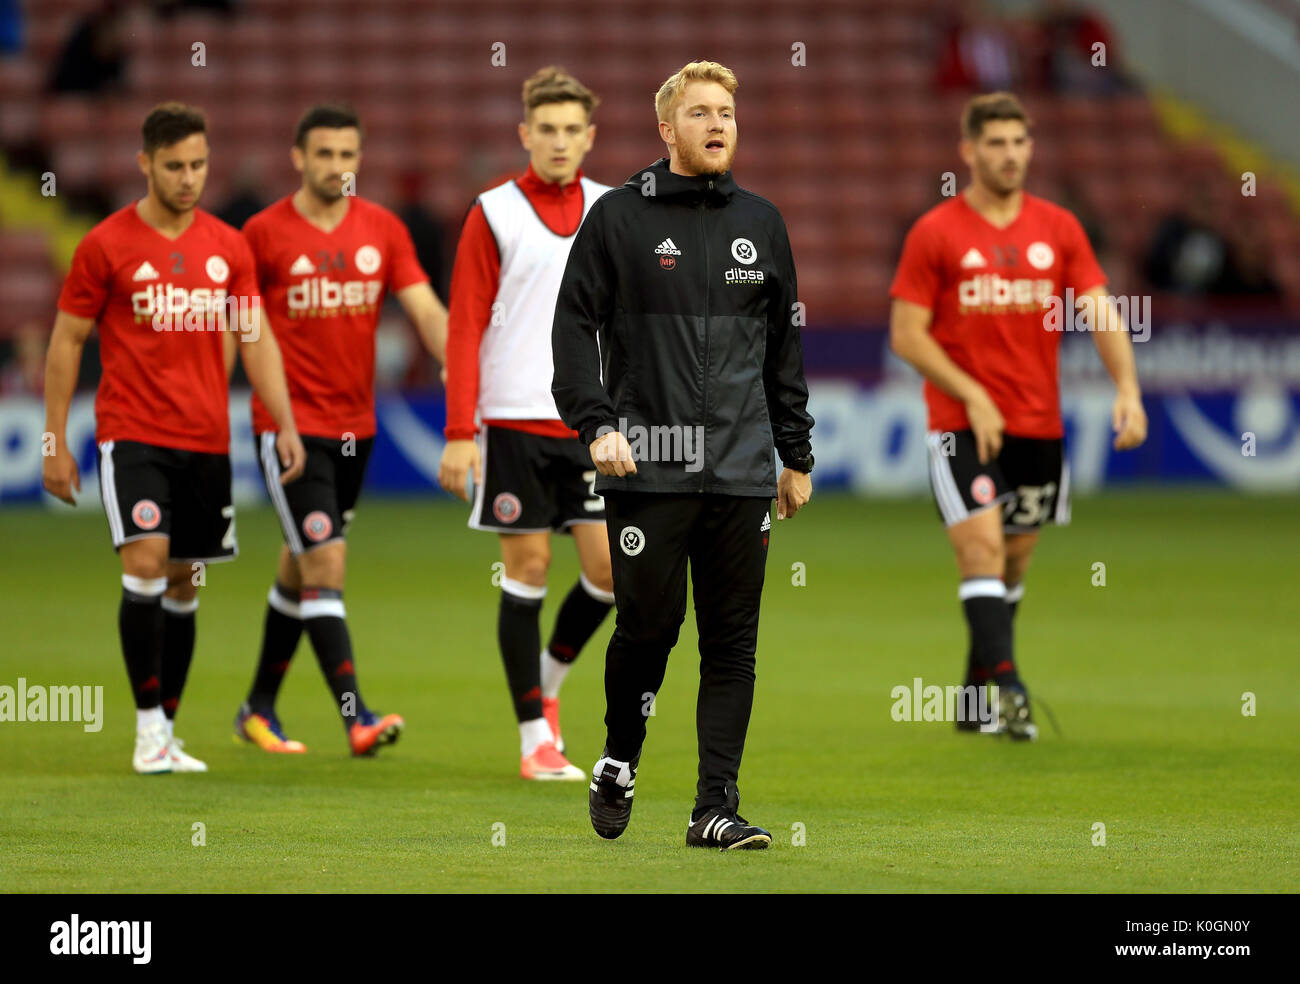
[[590, 430, 637, 477], [438, 439, 482, 502], [42, 439, 80, 505]]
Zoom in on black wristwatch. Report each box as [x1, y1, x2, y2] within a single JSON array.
[[786, 453, 814, 474]]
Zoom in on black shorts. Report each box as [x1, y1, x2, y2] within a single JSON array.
[[469, 424, 605, 534], [258, 432, 374, 555], [924, 429, 1071, 532], [97, 439, 237, 563]]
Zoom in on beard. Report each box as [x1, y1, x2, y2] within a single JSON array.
[[157, 187, 197, 214], [981, 161, 1024, 196], [150, 168, 198, 214], [309, 175, 345, 202], [678, 138, 736, 176]]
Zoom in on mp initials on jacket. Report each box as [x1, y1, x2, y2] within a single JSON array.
[[551, 157, 814, 497]]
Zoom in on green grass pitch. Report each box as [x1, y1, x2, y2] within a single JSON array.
[[0, 490, 1296, 893]]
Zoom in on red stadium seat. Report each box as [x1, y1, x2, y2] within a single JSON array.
[[0, 231, 53, 269], [12, 0, 1300, 332]]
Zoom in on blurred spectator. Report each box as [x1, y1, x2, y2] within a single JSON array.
[[935, 0, 1020, 92], [0, 0, 22, 55], [0, 320, 47, 396], [215, 161, 267, 230], [47, 1, 128, 95], [1038, 0, 1132, 95], [1056, 179, 1109, 256], [1144, 186, 1236, 294], [394, 170, 449, 300], [1217, 223, 1281, 298]]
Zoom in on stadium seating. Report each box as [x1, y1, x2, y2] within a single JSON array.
[[3, 0, 1298, 338]]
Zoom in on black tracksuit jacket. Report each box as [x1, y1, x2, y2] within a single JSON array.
[[551, 157, 814, 497]]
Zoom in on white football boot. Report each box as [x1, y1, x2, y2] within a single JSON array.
[[167, 735, 208, 772], [133, 721, 173, 774]]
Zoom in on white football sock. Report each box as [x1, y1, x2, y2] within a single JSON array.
[[540, 649, 572, 699], [164, 718, 175, 741], [136, 707, 165, 732], [519, 717, 552, 758]]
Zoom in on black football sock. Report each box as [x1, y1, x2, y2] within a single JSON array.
[[542, 574, 615, 697], [1006, 582, 1024, 623], [300, 587, 366, 727], [247, 583, 304, 713], [499, 578, 545, 723], [964, 644, 990, 687], [966, 584, 1024, 687], [960, 577, 1020, 690], [160, 596, 197, 721], [119, 574, 167, 711]]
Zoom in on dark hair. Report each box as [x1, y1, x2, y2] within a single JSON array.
[[142, 102, 206, 154], [295, 103, 363, 148], [961, 92, 1031, 140], [522, 66, 599, 120]]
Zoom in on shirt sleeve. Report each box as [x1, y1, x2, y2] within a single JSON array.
[[241, 216, 270, 291], [1060, 210, 1107, 295], [386, 212, 429, 293], [443, 201, 499, 440], [57, 231, 112, 320], [226, 232, 262, 320], [888, 217, 943, 310], [763, 211, 814, 464]]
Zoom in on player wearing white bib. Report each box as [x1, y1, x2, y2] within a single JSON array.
[[438, 67, 614, 780]]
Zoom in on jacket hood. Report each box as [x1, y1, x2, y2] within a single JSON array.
[[622, 157, 737, 204]]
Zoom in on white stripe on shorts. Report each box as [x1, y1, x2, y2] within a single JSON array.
[[98, 441, 124, 546], [260, 432, 304, 554], [926, 431, 968, 526], [1054, 458, 1072, 525]]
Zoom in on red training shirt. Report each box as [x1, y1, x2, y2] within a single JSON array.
[[58, 204, 258, 454], [243, 195, 427, 439], [889, 192, 1106, 439]]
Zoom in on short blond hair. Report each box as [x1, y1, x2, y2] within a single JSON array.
[[654, 61, 739, 122], [523, 66, 599, 121]]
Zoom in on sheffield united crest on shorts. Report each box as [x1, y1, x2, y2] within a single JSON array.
[[493, 492, 521, 524], [971, 475, 996, 505], [131, 499, 161, 530], [302, 510, 333, 542]]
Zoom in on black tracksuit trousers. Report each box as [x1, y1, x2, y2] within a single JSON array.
[[601, 490, 771, 814]]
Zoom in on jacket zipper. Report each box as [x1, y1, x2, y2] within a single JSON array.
[[699, 186, 712, 493]]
